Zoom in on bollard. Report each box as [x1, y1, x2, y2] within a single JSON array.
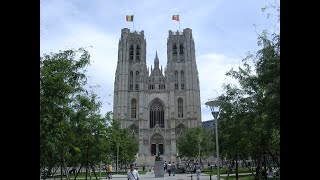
[[210, 174, 212, 180]]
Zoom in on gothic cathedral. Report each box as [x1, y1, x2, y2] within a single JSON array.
[[113, 28, 201, 166]]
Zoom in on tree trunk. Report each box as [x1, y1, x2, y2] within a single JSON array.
[[85, 161, 88, 180], [89, 163, 92, 180], [53, 165, 59, 175], [241, 157, 254, 175], [61, 154, 63, 180], [255, 156, 261, 180], [267, 150, 280, 167], [92, 165, 98, 180], [226, 170, 230, 180], [120, 161, 123, 171], [258, 155, 263, 180], [74, 162, 84, 180], [86, 143, 89, 180], [235, 154, 239, 180], [62, 157, 70, 180], [263, 154, 267, 180], [226, 156, 234, 180]]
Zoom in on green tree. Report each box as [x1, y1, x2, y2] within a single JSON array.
[[41, 48, 114, 180], [69, 92, 111, 180], [216, 4, 279, 180], [176, 127, 214, 162], [108, 119, 139, 171], [40, 48, 91, 179]]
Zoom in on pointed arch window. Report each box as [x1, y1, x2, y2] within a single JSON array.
[[181, 71, 185, 90], [180, 43, 184, 54], [135, 71, 139, 90], [178, 98, 183, 118], [129, 71, 133, 91], [174, 71, 179, 90], [136, 44, 140, 62], [131, 99, 137, 119], [173, 43, 177, 55], [150, 100, 164, 128], [129, 44, 134, 62]]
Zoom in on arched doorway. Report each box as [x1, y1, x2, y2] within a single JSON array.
[[150, 133, 164, 156]]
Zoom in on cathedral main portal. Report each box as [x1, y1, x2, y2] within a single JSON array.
[[150, 133, 164, 156]]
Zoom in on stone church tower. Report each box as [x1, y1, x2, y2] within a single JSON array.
[[113, 28, 201, 166]]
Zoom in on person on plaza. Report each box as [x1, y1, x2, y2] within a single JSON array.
[[171, 162, 176, 176], [164, 161, 167, 172], [195, 162, 201, 180], [127, 164, 140, 180], [106, 163, 112, 179], [167, 161, 172, 176]]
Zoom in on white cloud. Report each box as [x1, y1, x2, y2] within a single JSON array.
[[41, 11, 119, 115], [40, 0, 271, 119], [197, 53, 241, 121]]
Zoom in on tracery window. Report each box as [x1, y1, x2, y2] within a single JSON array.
[[180, 43, 184, 54], [129, 71, 133, 91], [173, 43, 177, 55], [181, 71, 185, 90], [174, 71, 179, 90], [131, 99, 137, 119], [178, 98, 183, 118], [136, 44, 140, 62], [150, 100, 164, 128], [129, 44, 134, 61], [135, 71, 139, 90]]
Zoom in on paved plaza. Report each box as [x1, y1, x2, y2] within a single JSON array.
[[100, 170, 217, 180], [44, 170, 253, 180]]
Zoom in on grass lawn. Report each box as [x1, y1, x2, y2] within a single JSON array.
[[221, 174, 280, 180], [221, 174, 255, 180], [203, 168, 254, 175], [51, 170, 148, 179]]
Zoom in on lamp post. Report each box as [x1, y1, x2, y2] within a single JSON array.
[[205, 100, 223, 180]]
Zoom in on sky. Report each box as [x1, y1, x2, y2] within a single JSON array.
[[40, 0, 279, 122]]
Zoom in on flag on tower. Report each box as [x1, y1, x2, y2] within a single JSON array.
[[172, 15, 179, 21], [126, 15, 134, 22]]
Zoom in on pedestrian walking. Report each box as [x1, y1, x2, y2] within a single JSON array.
[[195, 162, 201, 180], [171, 162, 176, 176], [167, 161, 172, 176], [127, 164, 140, 180]]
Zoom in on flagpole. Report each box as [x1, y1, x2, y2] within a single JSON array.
[[133, 13, 135, 31], [178, 13, 180, 32]]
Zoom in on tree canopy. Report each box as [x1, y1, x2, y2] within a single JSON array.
[[215, 5, 279, 180], [40, 48, 139, 180], [177, 127, 215, 161]]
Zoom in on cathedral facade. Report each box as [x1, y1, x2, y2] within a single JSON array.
[[113, 28, 201, 166]]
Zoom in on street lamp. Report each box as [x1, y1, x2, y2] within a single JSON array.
[[205, 99, 223, 180]]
